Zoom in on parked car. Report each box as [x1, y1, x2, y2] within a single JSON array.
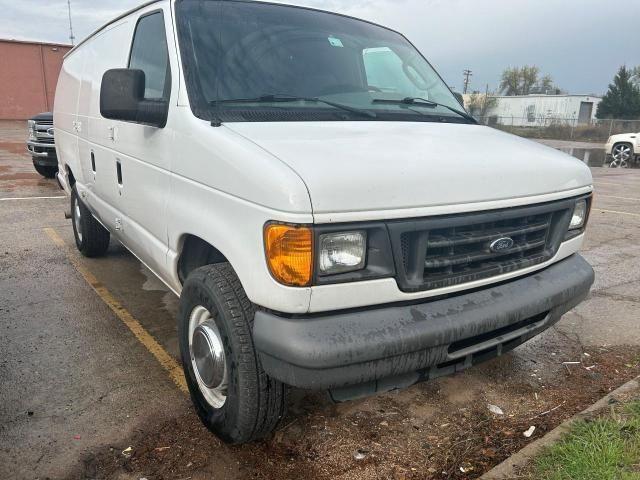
[[54, 0, 595, 444], [605, 132, 639, 168], [27, 112, 58, 178]]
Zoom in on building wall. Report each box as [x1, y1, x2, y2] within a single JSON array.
[[483, 95, 602, 127], [0, 40, 72, 120]]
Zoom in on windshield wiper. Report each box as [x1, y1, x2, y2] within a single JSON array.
[[372, 97, 477, 124], [212, 94, 377, 120]]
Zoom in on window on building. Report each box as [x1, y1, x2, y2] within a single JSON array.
[[526, 104, 536, 123]]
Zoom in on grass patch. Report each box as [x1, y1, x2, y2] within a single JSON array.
[[532, 401, 640, 480]]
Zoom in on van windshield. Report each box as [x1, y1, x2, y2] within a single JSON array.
[[175, 0, 469, 123]]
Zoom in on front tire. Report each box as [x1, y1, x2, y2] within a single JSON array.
[[178, 263, 288, 444], [610, 143, 633, 168], [33, 163, 57, 179], [71, 186, 110, 257]]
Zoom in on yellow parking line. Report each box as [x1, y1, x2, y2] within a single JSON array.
[[595, 209, 640, 218], [44, 227, 188, 393]]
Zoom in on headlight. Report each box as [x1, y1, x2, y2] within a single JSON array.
[[569, 200, 587, 230], [319, 231, 366, 275], [27, 120, 37, 141]]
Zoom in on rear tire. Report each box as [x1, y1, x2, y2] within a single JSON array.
[[178, 263, 288, 444], [71, 186, 110, 257], [33, 163, 57, 179]]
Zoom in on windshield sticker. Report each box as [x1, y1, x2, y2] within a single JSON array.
[[328, 36, 344, 48]]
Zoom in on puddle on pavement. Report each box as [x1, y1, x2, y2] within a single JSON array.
[[0, 172, 41, 181], [0, 176, 58, 194], [557, 147, 606, 167], [0, 142, 24, 155], [139, 264, 180, 314]]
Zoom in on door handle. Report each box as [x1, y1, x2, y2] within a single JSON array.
[[116, 160, 123, 186]]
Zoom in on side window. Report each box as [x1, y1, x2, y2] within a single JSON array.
[[129, 12, 171, 99]]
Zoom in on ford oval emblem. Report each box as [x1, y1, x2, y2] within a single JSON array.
[[47, 127, 55, 137], [490, 237, 514, 253]]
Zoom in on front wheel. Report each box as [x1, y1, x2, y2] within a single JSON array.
[[71, 186, 110, 257], [610, 143, 633, 168], [608, 158, 629, 168], [178, 263, 288, 444], [33, 163, 57, 179]]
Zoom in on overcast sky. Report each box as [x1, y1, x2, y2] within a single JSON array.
[[1, 0, 638, 95]]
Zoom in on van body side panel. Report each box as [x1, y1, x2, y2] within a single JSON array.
[[79, 20, 134, 231], [53, 48, 84, 187], [99, 4, 175, 278], [70, 2, 174, 280], [166, 171, 313, 313], [166, 113, 314, 313]]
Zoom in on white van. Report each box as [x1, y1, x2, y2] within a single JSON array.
[[54, 0, 595, 444]]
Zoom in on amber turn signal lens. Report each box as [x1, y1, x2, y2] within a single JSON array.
[[264, 224, 313, 287]]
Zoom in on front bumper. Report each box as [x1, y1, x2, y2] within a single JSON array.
[[254, 254, 594, 391], [27, 141, 57, 166], [604, 142, 613, 154]]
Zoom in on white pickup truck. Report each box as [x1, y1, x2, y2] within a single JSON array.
[[605, 132, 639, 167], [53, 0, 594, 444]]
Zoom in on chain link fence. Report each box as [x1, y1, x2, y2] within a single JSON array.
[[474, 116, 640, 143]]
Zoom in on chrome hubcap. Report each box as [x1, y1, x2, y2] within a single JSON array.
[[189, 305, 227, 408], [613, 145, 631, 161], [73, 196, 83, 242]]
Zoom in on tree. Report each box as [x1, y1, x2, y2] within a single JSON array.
[[499, 67, 521, 96], [539, 74, 554, 93], [499, 66, 557, 96], [467, 93, 498, 116], [520, 65, 539, 96], [596, 66, 640, 119], [632, 66, 640, 88]]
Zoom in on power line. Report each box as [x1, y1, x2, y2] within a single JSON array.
[[463, 69, 473, 94], [67, 0, 75, 45]]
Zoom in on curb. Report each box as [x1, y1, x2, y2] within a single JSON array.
[[481, 375, 640, 479]]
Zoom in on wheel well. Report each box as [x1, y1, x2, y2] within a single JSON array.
[[613, 142, 634, 151], [177, 235, 228, 284]]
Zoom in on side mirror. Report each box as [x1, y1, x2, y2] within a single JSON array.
[[100, 69, 168, 128]]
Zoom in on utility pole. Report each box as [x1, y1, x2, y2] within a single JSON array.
[[67, 0, 76, 46], [463, 69, 473, 94], [482, 83, 489, 117]]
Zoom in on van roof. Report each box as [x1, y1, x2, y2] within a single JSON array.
[[65, 0, 163, 58], [65, 0, 404, 59]]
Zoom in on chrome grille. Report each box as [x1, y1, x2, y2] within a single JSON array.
[[35, 121, 54, 144], [420, 213, 551, 289], [389, 200, 576, 293]]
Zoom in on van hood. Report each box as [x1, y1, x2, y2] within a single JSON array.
[[226, 122, 593, 215]]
